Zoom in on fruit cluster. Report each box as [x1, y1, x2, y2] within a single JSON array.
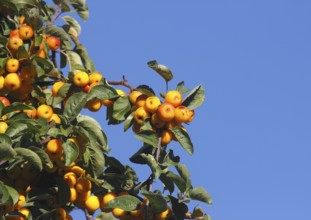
[[129, 90, 194, 145]]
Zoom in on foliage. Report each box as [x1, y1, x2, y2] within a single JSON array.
[[0, 1, 211, 219]]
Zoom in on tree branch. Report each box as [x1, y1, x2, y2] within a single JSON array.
[[47, 4, 62, 27], [107, 75, 135, 91]]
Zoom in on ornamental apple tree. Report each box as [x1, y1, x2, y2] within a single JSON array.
[[0, 1, 212, 219]]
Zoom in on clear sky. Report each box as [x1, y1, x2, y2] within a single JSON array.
[[71, 1, 311, 219]]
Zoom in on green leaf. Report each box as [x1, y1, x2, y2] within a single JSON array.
[[176, 81, 190, 94], [123, 111, 134, 132], [5, 121, 29, 141], [15, 148, 43, 171], [140, 153, 162, 179], [192, 207, 204, 218], [75, 44, 95, 72], [87, 84, 118, 101], [67, 51, 83, 71], [135, 130, 158, 147], [171, 127, 194, 155], [141, 190, 168, 214], [136, 84, 156, 96], [28, 146, 53, 168], [104, 195, 141, 211], [166, 171, 187, 193], [189, 187, 212, 205], [147, 60, 173, 82], [63, 140, 79, 166], [84, 144, 105, 178], [182, 84, 205, 110], [70, 0, 89, 20], [161, 149, 180, 167], [77, 115, 108, 152], [129, 144, 154, 164], [17, 45, 29, 59], [63, 92, 87, 123], [112, 96, 131, 121], [0, 134, 16, 160], [62, 15, 81, 36], [0, 182, 18, 206], [176, 163, 191, 191], [2, 103, 33, 115], [44, 26, 72, 50], [95, 212, 115, 220], [57, 82, 72, 98], [34, 54, 54, 71], [159, 174, 175, 194], [169, 195, 188, 220]]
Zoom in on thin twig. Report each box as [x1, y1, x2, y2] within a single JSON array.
[[107, 75, 135, 91], [85, 209, 94, 220], [47, 4, 62, 27]]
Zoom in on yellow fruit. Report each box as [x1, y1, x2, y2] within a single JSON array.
[[8, 36, 23, 51], [101, 99, 113, 107], [46, 36, 61, 51], [116, 89, 126, 97], [45, 139, 63, 160], [157, 103, 175, 122], [52, 81, 65, 97], [37, 104, 53, 120], [23, 108, 37, 118], [19, 207, 30, 219], [112, 208, 127, 218], [6, 58, 19, 73], [55, 207, 67, 220], [134, 107, 150, 125], [0, 76, 4, 89], [161, 130, 174, 146], [135, 94, 148, 107], [89, 72, 103, 84], [76, 190, 91, 203], [85, 195, 101, 213], [131, 122, 141, 133], [165, 90, 182, 107], [0, 122, 8, 134], [174, 106, 190, 123], [151, 113, 165, 128], [75, 177, 92, 193], [186, 110, 195, 123], [4, 73, 22, 91], [129, 90, 142, 105], [155, 208, 171, 220], [69, 166, 85, 177], [73, 71, 89, 87], [69, 187, 78, 202], [85, 99, 102, 112], [19, 25, 34, 40], [101, 192, 117, 210], [49, 113, 61, 124], [14, 194, 25, 210], [19, 16, 25, 24], [65, 215, 73, 220], [63, 172, 77, 187], [144, 96, 161, 113], [36, 49, 46, 58]]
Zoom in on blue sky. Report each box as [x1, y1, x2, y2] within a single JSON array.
[[71, 1, 311, 219]]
